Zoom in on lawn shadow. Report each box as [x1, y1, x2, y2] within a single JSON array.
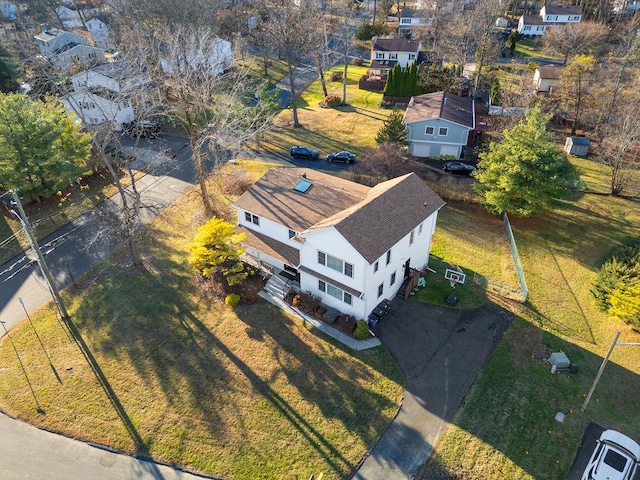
[[233, 301, 402, 453], [420, 322, 640, 480]]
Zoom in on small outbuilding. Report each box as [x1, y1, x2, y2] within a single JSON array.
[[565, 136, 590, 157]]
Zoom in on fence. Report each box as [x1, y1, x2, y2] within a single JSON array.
[[502, 212, 528, 302]]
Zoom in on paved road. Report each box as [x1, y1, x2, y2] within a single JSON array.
[[0, 136, 195, 335], [354, 299, 513, 479], [0, 414, 213, 480]]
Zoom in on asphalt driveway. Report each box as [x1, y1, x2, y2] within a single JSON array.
[[353, 298, 513, 480]]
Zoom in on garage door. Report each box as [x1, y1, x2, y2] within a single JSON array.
[[411, 143, 431, 157], [440, 145, 460, 157]]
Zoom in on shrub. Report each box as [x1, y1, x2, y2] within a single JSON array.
[[356, 22, 390, 41], [292, 291, 321, 314], [353, 320, 370, 339], [592, 239, 640, 329], [225, 293, 241, 307], [527, 61, 539, 71], [329, 71, 343, 82], [324, 95, 342, 108]]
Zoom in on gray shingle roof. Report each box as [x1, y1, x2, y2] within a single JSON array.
[[237, 225, 300, 266], [536, 65, 563, 79], [403, 91, 474, 128], [372, 38, 421, 53], [544, 4, 582, 15]]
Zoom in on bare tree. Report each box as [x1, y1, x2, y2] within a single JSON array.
[[354, 143, 413, 179], [257, 0, 322, 127], [598, 102, 640, 196], [154, 26, 277, 216], [553, 54, 596, 135], [542, 22, 609, 65]]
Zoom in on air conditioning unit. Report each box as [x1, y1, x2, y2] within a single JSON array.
[[549, 352, 570, 370]]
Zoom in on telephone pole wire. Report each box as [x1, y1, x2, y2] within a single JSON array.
[[10, 191, 70, 321]]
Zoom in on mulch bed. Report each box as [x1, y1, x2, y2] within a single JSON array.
[[333, 314, 356, 335]]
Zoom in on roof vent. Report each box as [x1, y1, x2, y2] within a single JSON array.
[[302, 172, 307, 178]]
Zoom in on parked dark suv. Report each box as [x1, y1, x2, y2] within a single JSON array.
[[290, 145, 320, 160]]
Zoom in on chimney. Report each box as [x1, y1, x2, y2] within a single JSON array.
[[302, 172, 307, 178]]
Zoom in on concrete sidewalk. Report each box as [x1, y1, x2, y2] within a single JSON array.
[[353, 299, 513, 479]]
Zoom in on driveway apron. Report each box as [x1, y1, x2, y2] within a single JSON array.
[[353, 299, 513, 479]]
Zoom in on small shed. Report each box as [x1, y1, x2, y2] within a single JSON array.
[[565, 136, 590, 157], [533, 65, 563, 92]]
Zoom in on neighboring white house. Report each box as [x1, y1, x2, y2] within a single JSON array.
[[398, 8, 433, 38], [370, 37, 421, 77], [64, 61, 154, 130], [160, 37, 234, 76], [34, 26, 89, 60], [56, 43, 106, 72], [86, 17, 114, 51], [403, 91, 475, 158], [518, 4, 582, 36], [233, 168, 445, 320], [533, 65, 563, 92], [0, 0, 17, 19]]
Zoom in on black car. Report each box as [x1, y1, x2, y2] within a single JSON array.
[[327, 151, 356, 164], [290, 145, 320, 160], [443, 161, 476, 175]]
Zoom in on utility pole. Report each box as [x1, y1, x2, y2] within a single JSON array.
[[581, 331, 640, 413], [10, 191, 70, 321]]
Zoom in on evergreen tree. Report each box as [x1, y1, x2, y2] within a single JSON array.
[[490, 78, 501, 105], [0, 42, 19, 93], [375, 109, 406, 145], [473, 106, 578, 217], [0, 93, 91, 201]]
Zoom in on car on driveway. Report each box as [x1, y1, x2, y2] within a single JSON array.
[[582, 430, 640, 480], [327, 151, 356, 164], [290, 145, 320, 160], [443, 161, 476, 175]]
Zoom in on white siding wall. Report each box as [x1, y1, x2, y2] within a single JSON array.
[[62, 92, 134, 130], [72, 70, 120, 92], [236, 209, 302, 252]]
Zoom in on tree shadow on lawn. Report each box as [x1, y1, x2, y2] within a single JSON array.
[[421, 321, 640, 480], [233, 301, 402, 448]]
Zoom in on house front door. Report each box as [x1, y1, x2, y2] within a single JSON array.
[[404, 259, 411, 279]]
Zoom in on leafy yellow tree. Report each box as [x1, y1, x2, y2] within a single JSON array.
[[553, 54, 596, 135], [608, 282, 640, 331], [187, 218, 247, 286]]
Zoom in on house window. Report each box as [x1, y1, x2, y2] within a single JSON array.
[[401, 18, 411, 24], [523, 25, 531, 31], [419, 222, 424, 234], [374, 261, 379, 273], [389, 53, 398, 60], [438, 127, 448, 136], [409, 54, 416, 60], [391, 272, 396, 285], [410, 229, 415, 245], [288, 229, 296, 239], [245, 212, 259, 225], [425, 126, 435, 135], [386, 250, 391, 265], [318, 251, 354, 278], [378, 283, 384, 298], [319, 280, 352, 305], [375, 52, 385, 60]]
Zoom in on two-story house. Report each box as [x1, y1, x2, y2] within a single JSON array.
[[403, 91, 475, 158], [398, 8, 433, 39], [63, 61, 154, 130], [233, 168, 445, 320], [517, 4, 582, 36], [34, 25, 106, 72], [369, 37, 422, 78]]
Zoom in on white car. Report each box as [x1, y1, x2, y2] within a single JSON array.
[[582, 430, 640, 480]]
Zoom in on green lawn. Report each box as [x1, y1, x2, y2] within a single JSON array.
[[0, 161, 403, 480], [260, 65, 389, 157], [421, 157, 640, 480], [513, 38, 562, 62]]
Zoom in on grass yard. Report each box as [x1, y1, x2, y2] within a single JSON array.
[[420, 156, 640, 480], [513, 38, 561, 62], [0, 161, 403, 480], [260, 65, 389, 157]]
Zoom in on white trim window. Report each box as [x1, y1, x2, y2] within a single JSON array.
[[425, 126, 434, 135], [386, 249, 391, 265], [318, 251, 354, 278], [375, 52, 385, 60], [319, 280, 353, 305], [390, 271, 396, 285], [378, 283, 384, 297], [245, 212, 259, 225], [438, 127, 448, 136], [389, 53, 398, 60]]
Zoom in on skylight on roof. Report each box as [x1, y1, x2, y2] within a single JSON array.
[[294, 179, 312, 193]]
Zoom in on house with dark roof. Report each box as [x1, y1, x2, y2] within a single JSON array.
[[369, 37, 422, 77], [398, 8, 433, 38], [403, 91, 475, 158], [517, 4, 582, 36], [233, 168, 445, 320]]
